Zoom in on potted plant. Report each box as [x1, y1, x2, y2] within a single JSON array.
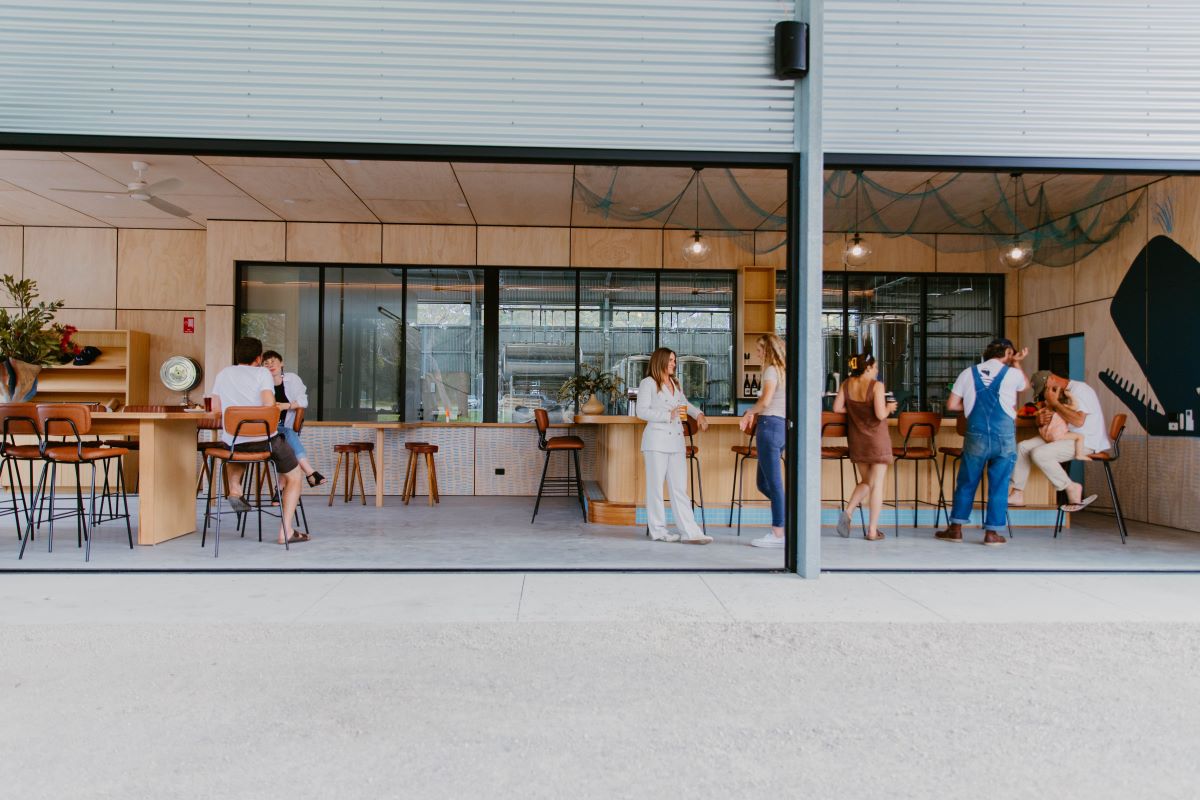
[[0, 275, 75, 402], [558, 363, 624, 415]]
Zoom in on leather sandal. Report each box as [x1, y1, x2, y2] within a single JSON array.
[[306, 471, 326, 487]]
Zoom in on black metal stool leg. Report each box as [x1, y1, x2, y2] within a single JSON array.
[[1104, 462, 1128, 544], [531, 450, 551, 523], [572, 450, 586, 521]]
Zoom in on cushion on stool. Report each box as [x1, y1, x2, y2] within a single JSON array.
[[820, 446, 848, 459], [544, 436, 584, 451], [731, 445, 758, 457]]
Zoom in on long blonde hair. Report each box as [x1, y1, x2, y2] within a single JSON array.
[[647, 347, 678, 392], [758, 334, 786, 378]]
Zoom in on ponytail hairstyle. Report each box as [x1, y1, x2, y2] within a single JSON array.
[[847, 351, 876, 378], [757, 334, 786, 379]]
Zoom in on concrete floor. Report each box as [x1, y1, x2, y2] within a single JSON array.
[[1, 572, 1199, 799], [1, 494, 1196, 571]]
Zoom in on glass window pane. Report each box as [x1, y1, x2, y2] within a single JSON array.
[[659, 272, 735, 415], [239, 264, 321, 413], [498, 270, 577, 423], [580, 271, 657, 415], [923, 274, 1003, 414], [847, 274, 921, 411], [322, 268, 405, 421], [406, 269, 484, 422]]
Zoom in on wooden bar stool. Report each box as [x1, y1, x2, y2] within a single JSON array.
[[328, 443, 368, 505], [888, 411, 945, 538], [1055, 414, 1128, 544], [530, 409, 585, 523], [351, 440, 379, 490], [728, 415, 758, 537], [402, 442, 440, 506], [34, 404, 132, 562], [683, 416, 707, 535]]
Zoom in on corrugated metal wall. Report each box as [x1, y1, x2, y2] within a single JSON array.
[[824, 0, 1200, 159], [0, 0, 795, 151]]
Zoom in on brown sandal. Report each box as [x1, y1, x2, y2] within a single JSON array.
[[864, 531, 885, 541]]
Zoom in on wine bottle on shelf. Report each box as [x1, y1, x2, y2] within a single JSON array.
[[751, 374, 760, 396], [743, 374, 751, 397]]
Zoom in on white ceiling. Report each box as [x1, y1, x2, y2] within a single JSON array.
[[0, 150, 1161, 237]]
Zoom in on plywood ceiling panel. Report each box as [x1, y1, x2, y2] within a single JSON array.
[[198, 156, 376, 222], [571, 165, 693, 229], [454, 162, 573, 226], [328, 159, 473, 224], [0, 179, 110, 227]]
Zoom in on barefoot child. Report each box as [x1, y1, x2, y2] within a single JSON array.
[[1037, 389, 1091, 461]]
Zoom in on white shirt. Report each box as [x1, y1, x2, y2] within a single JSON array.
[[761, 365, 786, 418], [635, 376, 700, 453], [211, 364, 274, 444], [277, 372, 308, 429], [951, 358, 1027, 420], [1065, 380, 1111, 452]]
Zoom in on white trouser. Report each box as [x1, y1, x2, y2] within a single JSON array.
[[1011, 436, 1090, 492], [643, 449, 704, 540]]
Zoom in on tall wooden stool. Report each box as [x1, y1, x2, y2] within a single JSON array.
[[1055, 413, 1128, 544], [328, 443, 367, 505], [728, 415, 758, 536], [682, 416, 707, 534], [402, 442, 440, 506], [888, 411, 945, 538], [530, 409, 585, 523]]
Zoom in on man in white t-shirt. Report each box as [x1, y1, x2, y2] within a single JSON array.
[[1009, 370, 1109, 512], [210, 337, 306, 546], [936, 338, 1029, 546]]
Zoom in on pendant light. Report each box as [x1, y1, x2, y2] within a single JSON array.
[[842, 169, 872, 267], [1000, 172, 1034, 269], [681, 168, 712, 264]]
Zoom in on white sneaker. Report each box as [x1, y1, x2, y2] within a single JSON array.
[[751, 533, 785, 548], [650, 532, 681, 543]]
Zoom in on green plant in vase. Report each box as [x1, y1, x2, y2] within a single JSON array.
[[0, 275, 74, 402], [558, 363, 624, 416]]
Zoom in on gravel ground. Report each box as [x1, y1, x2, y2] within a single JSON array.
[[2, 622, 1198, 799]]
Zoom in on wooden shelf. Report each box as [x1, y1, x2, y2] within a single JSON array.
[[738, 264, 776, 395], [35, 330, 149, 406]]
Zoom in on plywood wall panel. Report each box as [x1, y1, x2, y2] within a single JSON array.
[[846, 234, 934, 273], [203, 304, 234, 393], [383, 224, 475, 265], [286, 222, 381, 264], [478, 226, 569, 267], [206, 221, 284, 306], [54, 307, 117, 329], [1074, 198, 1147, 306], [115, 309, 205, 405], [1019, 262, 1075, 315], [662, 229, 753, 269], [570, 228, 661, 268], [23, 227, 117, 308], [0, 226, 20, 277], [1018, 308, 1076, 374], [753, 230, 787, 269], [117, 229, 205, 309]]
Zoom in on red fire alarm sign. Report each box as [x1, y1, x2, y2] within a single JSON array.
[[183, 316, 195, 334]]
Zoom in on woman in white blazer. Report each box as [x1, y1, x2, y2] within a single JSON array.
[[636, 348, 712, 544], [262, 350, 325, 487]]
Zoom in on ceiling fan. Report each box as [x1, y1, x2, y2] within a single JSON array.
[[53, 160, 192, 217]]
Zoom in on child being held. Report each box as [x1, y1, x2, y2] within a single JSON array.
[[1038, 389, 1091, 460]]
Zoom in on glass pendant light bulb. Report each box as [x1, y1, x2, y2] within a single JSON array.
[[682, 230, 711, 263], [1000, 238, 1033, 269], [842, 233, 872, 267]]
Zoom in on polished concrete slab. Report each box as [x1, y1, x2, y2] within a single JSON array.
[[1, 494, 1195, 571]]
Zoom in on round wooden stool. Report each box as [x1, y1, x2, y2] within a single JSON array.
[[328, 443, 368, 506], [402, 442, 440, 506], [350, 440, 379, 492]]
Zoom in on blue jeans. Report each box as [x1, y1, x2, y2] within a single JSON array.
[[277, 424, 307, 462], [950, 431, 1016, 532], [755, 415, 786, 528]]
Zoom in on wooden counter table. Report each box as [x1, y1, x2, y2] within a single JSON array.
[[90, 411, 216, 544], [575, 414, 1059, 526]]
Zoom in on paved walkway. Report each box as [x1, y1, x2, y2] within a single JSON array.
[[2, 573, 1199, 798]]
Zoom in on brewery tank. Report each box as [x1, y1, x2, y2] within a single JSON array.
[[858, 315, 913, 392]]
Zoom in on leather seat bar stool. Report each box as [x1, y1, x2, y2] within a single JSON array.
[[531, 408, 586, 523], [683, 416, 707, 535], [200, 405, 286, 558], [1055, 413, 1128, 544], [821, 411, 866, 535], [33, 404, 131, 562], [402, 442, 440, 506], [887, 411, 945, 538], [0, 403, 44, 548], [727, 415, 758, 537], [328, 442, 368, 506]]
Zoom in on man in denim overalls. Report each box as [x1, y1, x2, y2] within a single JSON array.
[[936, 338, 1029, 546]]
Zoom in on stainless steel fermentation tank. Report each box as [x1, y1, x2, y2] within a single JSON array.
[[615, 354, 708, 414], [858, 315, 913, 394]]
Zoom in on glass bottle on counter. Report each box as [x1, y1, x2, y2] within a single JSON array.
[[743, 374, 751, 397]]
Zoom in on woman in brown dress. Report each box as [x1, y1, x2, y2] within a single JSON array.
[[832, 352, 897, 540]]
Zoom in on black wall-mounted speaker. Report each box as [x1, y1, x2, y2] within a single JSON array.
[[774, 21, 809, 80]]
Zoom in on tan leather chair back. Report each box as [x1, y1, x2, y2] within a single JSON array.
[[36, 403, 92, 437], [222, 405, 280, 440]]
